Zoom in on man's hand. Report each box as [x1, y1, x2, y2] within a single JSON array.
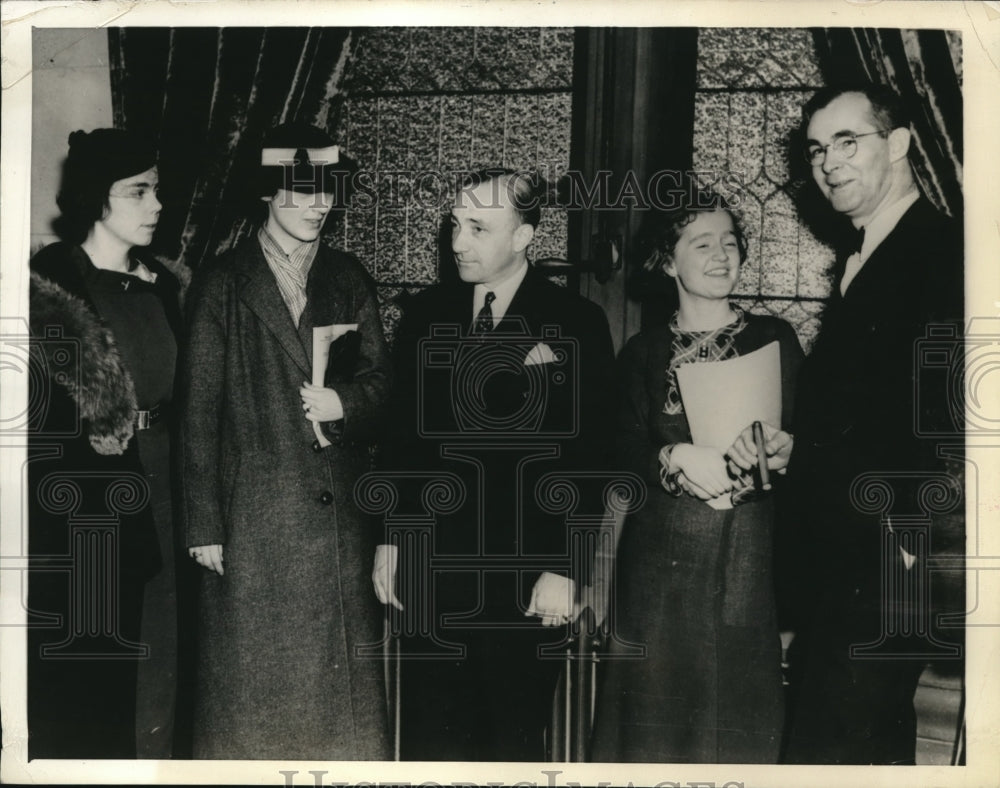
[[726, 422, 794, 477], [189, 544, 224, 575], [300, 382, 345, 423], [372, 544, 403, 610], [526, 572, 578, 627], [670, 444, 733, 499]]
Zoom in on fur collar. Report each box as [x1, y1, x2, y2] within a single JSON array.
[[29, 254, 189, 456], [30, 271, 138, 455]]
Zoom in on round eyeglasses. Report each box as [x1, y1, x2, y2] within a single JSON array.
[[804, 130, 887, 166]]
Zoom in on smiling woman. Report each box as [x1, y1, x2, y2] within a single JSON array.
[[662, 209, 744, 309], [27, 128, 185, 759], [590, 189, 804, 763]]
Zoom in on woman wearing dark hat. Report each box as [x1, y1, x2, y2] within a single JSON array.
[[589, 194, 803, 763], [28, 128, 187, 758], [181, 122, 392, 759]]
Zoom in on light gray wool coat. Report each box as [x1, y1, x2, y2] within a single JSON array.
[[180, 239, 391, 760]]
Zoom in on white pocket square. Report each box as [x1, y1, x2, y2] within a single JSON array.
[[524, 342, 556, 366]]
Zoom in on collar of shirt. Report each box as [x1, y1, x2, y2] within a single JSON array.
[[128, 258, 159, 283], [855, 188, 920, 263], [258, 225, 319, 287], [74, 246, 159, 284], [472, 262, 529, 328]]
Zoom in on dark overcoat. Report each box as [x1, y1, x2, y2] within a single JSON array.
[[789, 197, 964, 618], [785, 196, 965, 764], [180, 239, 391, 760], [383, 268, 616, 760], [27, 242, 183, 759]]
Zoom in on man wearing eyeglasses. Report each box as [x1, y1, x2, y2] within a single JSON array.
[[780, 85, 964, 764]]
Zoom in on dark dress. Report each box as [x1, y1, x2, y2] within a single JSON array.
[[27, 242, 181, 759], [81, 260, 182, 758], [591, 311, 803, 764]]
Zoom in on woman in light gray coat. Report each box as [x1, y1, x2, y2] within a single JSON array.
[[181, 123, 391, 760]]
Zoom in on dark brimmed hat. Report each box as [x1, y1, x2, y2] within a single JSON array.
[[258, 122, 350, 196]]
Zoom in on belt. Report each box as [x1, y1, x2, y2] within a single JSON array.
[[135, 402, 166, 430]]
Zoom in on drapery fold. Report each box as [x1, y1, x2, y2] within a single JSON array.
[[109, 27, 359, 271], [811, 28, 963, 218], [570, 27, 699, 345]]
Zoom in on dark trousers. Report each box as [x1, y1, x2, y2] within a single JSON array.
[[783, 602, 927, 765], [780, 479, 944, 765], [399, 626, 563, 761]]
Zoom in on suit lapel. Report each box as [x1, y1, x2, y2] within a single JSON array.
[[495, 269, 541, 336], [450, 283, 475, 338], [297, 299, 315, 369], [841, 199, 924, 304], [236, 240, 311, 377]]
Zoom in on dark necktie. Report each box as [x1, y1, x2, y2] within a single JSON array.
[[474, 291, 496, 334], [840, 226, 866, 295], [851, 225, 866, 256]]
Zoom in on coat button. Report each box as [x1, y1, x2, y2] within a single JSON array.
[[319, 491, 334, 505], [312, 439, 323, 452]]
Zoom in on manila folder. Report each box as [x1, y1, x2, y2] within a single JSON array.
[[675, 340, 781, 451]]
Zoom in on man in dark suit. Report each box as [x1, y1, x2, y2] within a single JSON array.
[[373, 168, 615, 761], [778, 85, 964, 764]]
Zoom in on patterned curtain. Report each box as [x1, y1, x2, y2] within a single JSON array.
[[811, 28, 963, 218], [108, 27, 360, 271]]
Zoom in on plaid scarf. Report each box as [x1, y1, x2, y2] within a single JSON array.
[[663, 305, 747, 415], [258, 226, 319, 328]]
